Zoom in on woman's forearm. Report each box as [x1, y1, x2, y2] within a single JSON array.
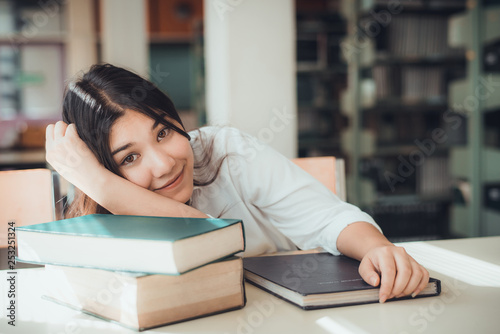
[[336, 222, 393, 260], [87, 166, 207, 218]]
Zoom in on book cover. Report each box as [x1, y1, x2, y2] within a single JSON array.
[[16, 214, 245, 275], [243, 252, 441, 310]]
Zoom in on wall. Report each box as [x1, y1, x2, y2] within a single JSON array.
[[204, 0, 297, 158]]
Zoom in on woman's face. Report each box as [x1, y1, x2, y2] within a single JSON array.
[[109, 110, 194, 203]]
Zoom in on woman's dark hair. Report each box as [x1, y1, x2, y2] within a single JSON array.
[[62, 63, 221, 217]]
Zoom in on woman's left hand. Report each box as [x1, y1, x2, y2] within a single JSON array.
[[358, 245, 430, 303]]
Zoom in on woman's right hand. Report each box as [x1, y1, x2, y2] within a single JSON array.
[[45, 121, 106, 192]]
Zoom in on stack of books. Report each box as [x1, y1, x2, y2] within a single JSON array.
[[16, 214, 246, 331]]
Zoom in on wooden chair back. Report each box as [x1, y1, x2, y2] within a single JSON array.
[[291, 156, 346, 201], [0, 168, 62, 248]]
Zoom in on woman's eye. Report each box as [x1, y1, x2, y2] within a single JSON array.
[[122, 154, 137, 165], [158, 127, 170, 141]]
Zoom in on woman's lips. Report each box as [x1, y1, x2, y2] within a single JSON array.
[[155, 168, 184, 191]]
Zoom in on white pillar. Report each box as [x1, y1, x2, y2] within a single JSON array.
[[100, 0, 148, 77], [204, 0, 297, 158], [65, 0, 98, 78]]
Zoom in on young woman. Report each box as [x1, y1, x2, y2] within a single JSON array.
[[46, 64, 429, 303]]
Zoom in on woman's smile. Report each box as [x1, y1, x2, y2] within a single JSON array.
[[154, 166, 185, 192]]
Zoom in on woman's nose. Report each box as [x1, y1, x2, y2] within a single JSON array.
[[148, 147, 175, 178]]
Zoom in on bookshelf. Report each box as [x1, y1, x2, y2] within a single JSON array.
[[96, 0, 205, 131], [0, 0, 66, 122], [146, 0, 205, 131], [0, 0, 205, 156], [0, 0, 68, 157], [296, 0, 348, 158], [340, 0, 469, 241], [448, 1, 500, 237]]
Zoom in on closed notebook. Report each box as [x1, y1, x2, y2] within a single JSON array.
[[16, 214, 245, 274], [44, 257, 246, 331], [243, 252, 441, 310]]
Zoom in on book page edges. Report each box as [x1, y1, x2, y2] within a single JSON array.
[[173, 222, 244, 273], [43, 259, 245, 331], [16, 230, 178, 274]]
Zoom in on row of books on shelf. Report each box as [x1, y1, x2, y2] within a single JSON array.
[[371, 65, 445, 101], [417, 156, 451, 197], [364, 112, 440, 144], [297, 77, 339, 108], [360, 0, 466, 11], [298, 107, 345, 137], [367, 198, 449, 240], [361, 154, 452, 199], [384, 14, 463, 58]]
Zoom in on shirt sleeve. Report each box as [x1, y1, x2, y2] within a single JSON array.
[[219, 127, 382, 256]]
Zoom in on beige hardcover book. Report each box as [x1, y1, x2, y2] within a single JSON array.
[[44, 257, 245, 331]]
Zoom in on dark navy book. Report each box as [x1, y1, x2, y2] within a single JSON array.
[[243, 252, 441, 309]]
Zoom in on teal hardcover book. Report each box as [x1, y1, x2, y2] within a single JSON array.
[[16, 214, 245, 274]]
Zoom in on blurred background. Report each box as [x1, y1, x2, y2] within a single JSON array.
[[0, 0, 499, 242]]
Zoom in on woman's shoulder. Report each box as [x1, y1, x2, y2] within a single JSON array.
[[189, 126, 264, 168]]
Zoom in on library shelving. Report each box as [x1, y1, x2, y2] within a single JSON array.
[[340, 0, 470, 241], [296, 0, 348, 158], [0, 0, 67, 156], [147, 0, 205, 131], [0, 0, 205, 156], [447, 1, 500, 237]]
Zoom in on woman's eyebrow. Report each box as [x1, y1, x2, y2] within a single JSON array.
[[112, 143, 133, 156]]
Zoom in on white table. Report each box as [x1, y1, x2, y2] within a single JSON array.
[[1, 237, 500, 334]]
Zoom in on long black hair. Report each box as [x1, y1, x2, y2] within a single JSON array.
[[62, 63, 220, 217], [63, 63, 190, 175]]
